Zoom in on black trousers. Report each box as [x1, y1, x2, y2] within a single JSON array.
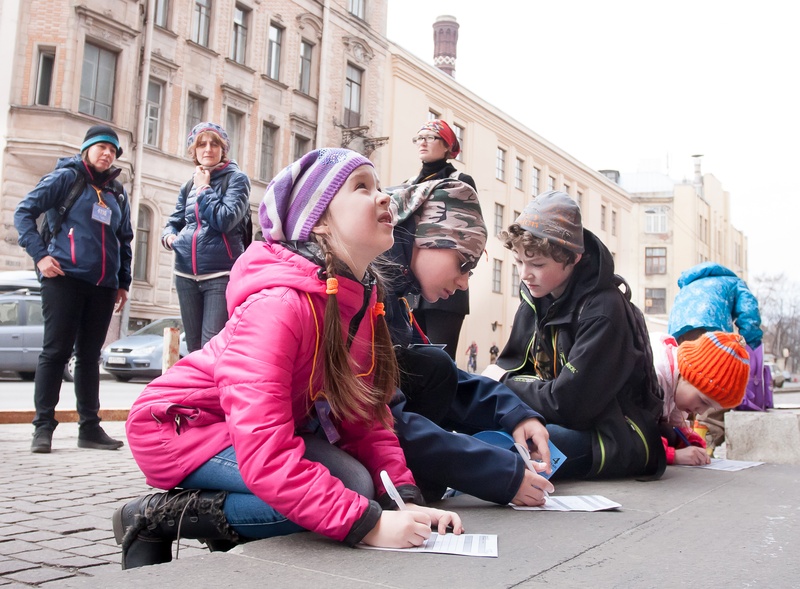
[[33, 275, 116, 431]]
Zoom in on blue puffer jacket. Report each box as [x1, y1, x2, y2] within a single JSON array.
[[14, 155, 133, 290], [667, 262, 763, 347], [162, 161, 251, 276]]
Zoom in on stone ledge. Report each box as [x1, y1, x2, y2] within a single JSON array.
[[725, 409, 800, 464], [0, 409, 129, 425]]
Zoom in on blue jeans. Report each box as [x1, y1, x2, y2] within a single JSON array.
[[175, 274, 229, 352], [33, 275, 116, 431], [179, 433, 375, 539]]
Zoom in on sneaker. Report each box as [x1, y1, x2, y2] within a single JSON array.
[[31, 429, 53, 454], [78, 426, 124, 450]]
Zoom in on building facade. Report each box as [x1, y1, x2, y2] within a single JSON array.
[[1, 0, 391, 336]]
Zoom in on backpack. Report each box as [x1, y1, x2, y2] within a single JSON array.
[[573, 274, 667, 479], [736, 344, 774, 411], [183, 175, 252, 247]]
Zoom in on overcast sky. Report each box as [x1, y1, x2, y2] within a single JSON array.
[[386, 0, 799, 283]]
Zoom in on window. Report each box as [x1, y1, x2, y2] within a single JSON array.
[[577, 190, 583, 209], [645, 247, 667, 275], [645, 206, 668, 233], [299, 40, 313, 95], [35, 49, 55, 106], [349, 0, 365, 19], [79, 43, 116, 120], [293, 135, 311, 161], [511, 264, 520, 295], [492, 259, 503, 293], [514, 158, 524, 190], [231, 5, 249, 64], [267, 24, 282, 80], [428, 109, 439, 120], [532, 167, 540, 195], [154, 0, 169, 28], [453, 123, 464, 161], [494, 203, 504, 237], [145, 80, 163, 147], [611, 210, 617, 236], [645, 288, 667, 314], [495, 148, 506, 181], [134, 207, 152, 281], [259, 122, 278, 181], [192, 0, 211, 47], [563, 182, 570, 194], [547, 175, 555, 191], [225, 109, 243, 161], [186, 93, 206, 137], [600, 204, 607, 231], [343, 63, 362, 127]]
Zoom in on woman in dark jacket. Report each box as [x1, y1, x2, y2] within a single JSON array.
[[403, 119, 475, 361], [162, 122, 251, 352], [14, 124, 133, 453]]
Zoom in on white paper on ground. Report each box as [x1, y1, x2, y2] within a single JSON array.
[[511, 495, 621, 512], [357, 532, 498, 557], [685, 458, 765, 471]]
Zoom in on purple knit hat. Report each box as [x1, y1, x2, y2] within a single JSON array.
[[186, 122, 230, 155], [259, 148, 373, 243]]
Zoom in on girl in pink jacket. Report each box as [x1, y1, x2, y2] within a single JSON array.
[[113, 149, 463, 569]]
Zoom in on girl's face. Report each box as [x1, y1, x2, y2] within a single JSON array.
[[674, 378, 722, 415], [315, 165, 394, 278], [85, 143, 117, 172], [512, 245, 579, 299], [193, 134, 224, 167], [411, 248, 471, 302]]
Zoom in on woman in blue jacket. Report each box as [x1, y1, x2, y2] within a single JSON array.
[[162, 122, 251, 352], [14, 125, 133, 454]]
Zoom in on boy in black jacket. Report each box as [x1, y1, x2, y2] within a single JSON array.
[[486, 191, 665, 480]]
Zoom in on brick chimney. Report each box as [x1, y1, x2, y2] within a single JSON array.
[[432, 15, 459, 78]]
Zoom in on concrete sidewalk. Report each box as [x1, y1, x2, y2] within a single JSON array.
[[0, 421, 798, 588]]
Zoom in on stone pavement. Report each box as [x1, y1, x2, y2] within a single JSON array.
[[0, 419, 798, 588], [0, 422, 206, 588]]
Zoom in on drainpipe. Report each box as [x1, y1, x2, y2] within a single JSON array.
[[121, 0, 155, 335], [316, 0, 331, 148]]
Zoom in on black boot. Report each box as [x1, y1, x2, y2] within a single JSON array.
[[112, 489, 240, 570]]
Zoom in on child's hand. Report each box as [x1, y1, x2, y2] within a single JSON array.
[[405, 504, 464, 535], [512, 469, 554, 506], [362, 510, 433, 548], [674, 446, 711, 466], [512, 418, 551, 476]]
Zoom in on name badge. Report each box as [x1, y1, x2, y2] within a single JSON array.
[[92, 202, 112, 225]]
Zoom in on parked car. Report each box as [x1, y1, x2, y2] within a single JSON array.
[[101, 317, 188, 382], [765, 361, 785, 388], [0, 270, 40, 293], [0, 289, 78, 381]]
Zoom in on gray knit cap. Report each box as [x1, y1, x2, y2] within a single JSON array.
[[515, 191, 584, 254]]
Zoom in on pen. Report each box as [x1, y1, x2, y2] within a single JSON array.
[[380, 470, 407, 510], [673, 427, 692, 447], [514, 442, 549, 500]]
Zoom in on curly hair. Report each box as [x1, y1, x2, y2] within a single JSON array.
[[499, 224, 578, 266]]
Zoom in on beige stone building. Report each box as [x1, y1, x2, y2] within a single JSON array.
[[1, 0, 392, 336], [616, 157, 749, 333], [0, 2, 748, 371]]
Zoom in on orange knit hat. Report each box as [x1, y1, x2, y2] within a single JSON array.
[[677, 332, 750, 408]]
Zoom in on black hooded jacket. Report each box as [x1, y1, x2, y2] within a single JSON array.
[[497, 229, 665, 479]]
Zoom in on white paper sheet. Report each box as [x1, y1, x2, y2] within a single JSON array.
[[358, 533, 498, 557], [689, 458, 765, 471], [511, 495, 621, 512]]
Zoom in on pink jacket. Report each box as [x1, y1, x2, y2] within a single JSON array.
[[126, 242, 415, 543]]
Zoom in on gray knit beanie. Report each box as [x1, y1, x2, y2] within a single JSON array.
[[515, 191, 584, 254]]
